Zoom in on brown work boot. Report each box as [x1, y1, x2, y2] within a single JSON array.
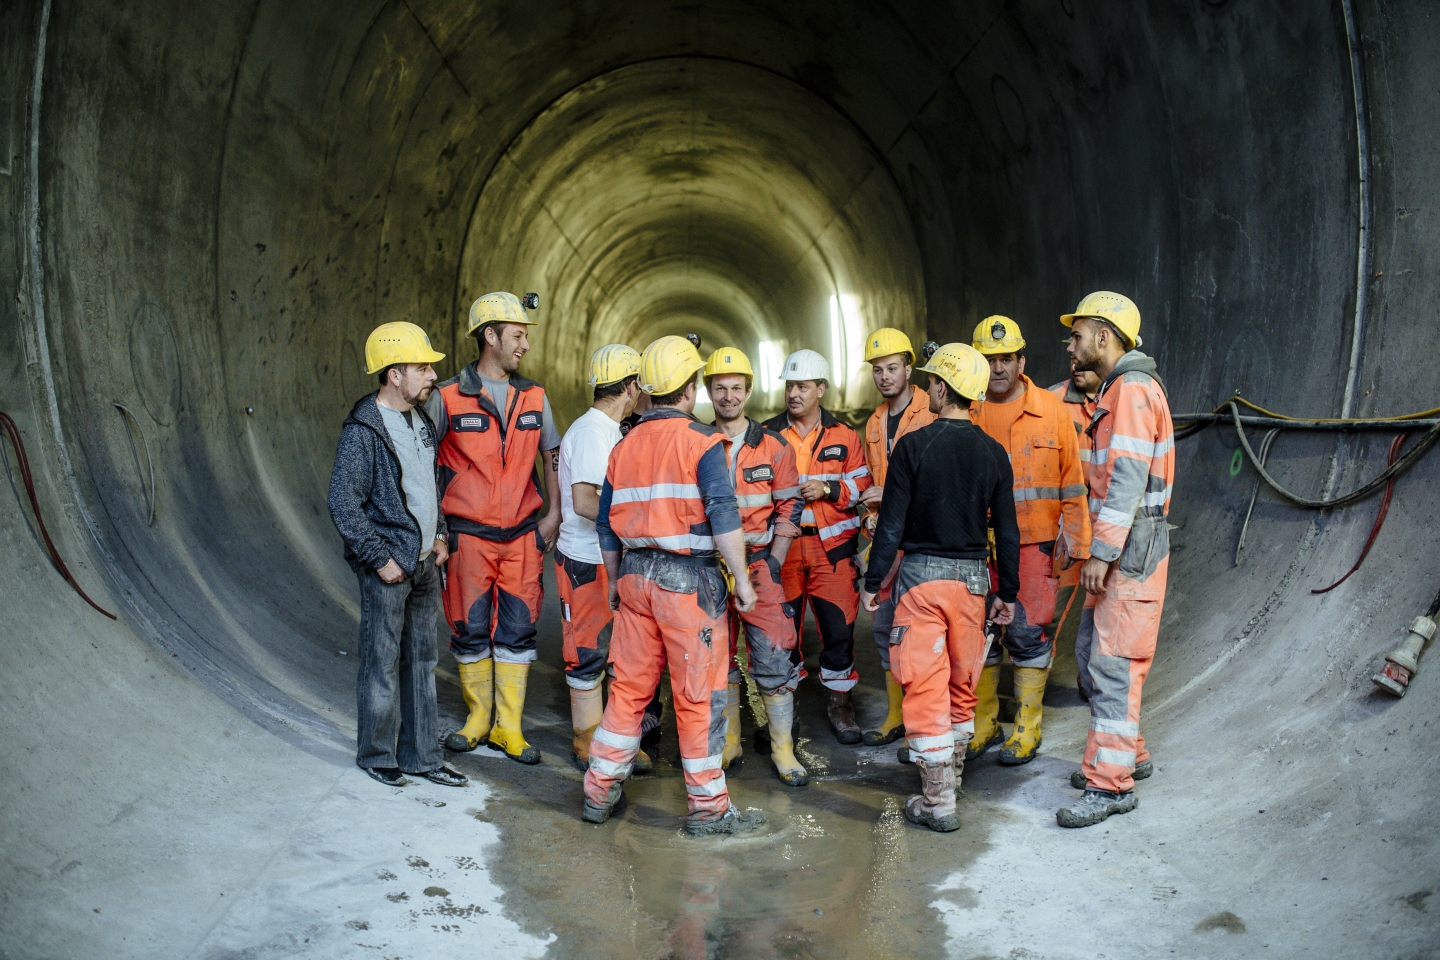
[[825, 689, 862, 744], [904, 757, 960, 833]]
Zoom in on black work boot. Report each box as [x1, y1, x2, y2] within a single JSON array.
[[1071, 759, 1152, 789], [825, 689, 863, 744], [684, 806, 767, 837], [1056, 789, 1138, 828], [582, 784, 627, 825], [364, 767, 409, 787]]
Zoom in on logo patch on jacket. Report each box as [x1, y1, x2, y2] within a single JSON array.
[[818, 444, 846, 461], [453, 414, 489, 432], [743, 465, 773, 483], [516, 412, 542, 430]]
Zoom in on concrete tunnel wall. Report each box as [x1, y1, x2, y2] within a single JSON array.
[[2, 0, 1439, 953]]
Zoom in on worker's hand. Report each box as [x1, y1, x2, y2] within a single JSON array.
[[377, 558, 406, 584], [799, 479, 828, 502], [433, 537, 449, 567], [858, 485, 883, 506], [733, 579, 757, 614], [860, 589, 880, 613], [608, 581, 620, 612], [988, 596, 1015, 625], [538, 511, 561, 552], [1081, 556, 1111, 595], [862, 512, 878, 537]]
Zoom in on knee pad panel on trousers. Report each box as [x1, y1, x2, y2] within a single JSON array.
[[451, 589, 494, 661], [810, 595, 856, 660], [708, 687, 729, 759], [493, 587, 539, 658], [1002, 600, 1052, 667]]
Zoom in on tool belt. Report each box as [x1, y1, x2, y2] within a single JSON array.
[[622, 546, 719, 568]]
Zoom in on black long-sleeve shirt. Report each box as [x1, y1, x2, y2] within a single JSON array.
[[864, 418, 1021, 602]]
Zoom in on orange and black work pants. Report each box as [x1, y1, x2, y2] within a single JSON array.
[[728, 552, 801, 695], [886, 555, 990, 764], [781, 533, 860, 691], [556, 551, 612, 690], [1076, 558, 1167, 793], [584, 549, 733, 818], [443, 529, 545, 664], [985, 542, 1059, 669]]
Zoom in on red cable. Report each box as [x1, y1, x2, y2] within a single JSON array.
[[1311, 431, 1409, 595], [0, 411, 117, 618]]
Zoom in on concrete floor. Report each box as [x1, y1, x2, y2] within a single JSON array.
[[3, 1, 1440, 957]]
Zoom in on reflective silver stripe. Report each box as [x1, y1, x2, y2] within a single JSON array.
[[1096, 506, 1135, 529], [685, 777, 729, 797], [1094, 747, 1137, 767], [587, 755, 632, 777], [1077, 449, 1091, 462], [743, 530, 774, 545], [1142, 486, 1172, 506], [843, 477, 859, 498], [681, 755, 723, 773], [1091, 447, 1110, 465], [951, 720, 975, 735], [818, 516, 861, 540], [907, 733, 954, 752], [1110, 434, 1172, 458], [801, 507, 815, 525], [772, 486, 800, 500], [594, 727, 641, 750], [844, 466, 871, 480], [610, 482, 701, 504], [735, 493, 773, 507], [808, 472, 843, 482], [1014, 486, 1063, 501], [1059, 484, 1088, 499], [619, 533, 716, 551], [1090, 717, 1139, 737], [1090, 496, 1105, 512]]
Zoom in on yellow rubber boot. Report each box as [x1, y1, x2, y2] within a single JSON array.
[[443, 659, 494, 752], [999, 666, 1047, 765], [721, 682, 743, 769], [569, 684, 604, 770], [761, 691, 808, 787], [487, 661, 541, 764], [862, 671, 906, 746], [965, 664, 1004, 761]]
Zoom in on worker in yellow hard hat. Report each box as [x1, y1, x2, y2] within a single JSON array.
[[860, 342, 1020, 833], [855, 327, 936, 749], [967, 316, 1091, 767], [425, 292, 559, 764], [329, 322, 467, 789]]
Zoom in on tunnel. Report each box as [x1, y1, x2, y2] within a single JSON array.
[[2, 1, 1438, 957]]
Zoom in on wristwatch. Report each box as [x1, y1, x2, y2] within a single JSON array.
[[823, 481, 833, 499]]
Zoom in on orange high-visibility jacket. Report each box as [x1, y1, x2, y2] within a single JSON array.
[[1048, 379, 1098, 489], [722, 419, 803, 549], [605, 410, 729, 557], [973, 375, 1091, 558], [863, 385, 936, 488], [1085, 353, 1174, 599], [435, 364, 547, 540], [762, 409, 872, 562]]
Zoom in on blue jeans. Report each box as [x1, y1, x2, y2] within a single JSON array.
[[355, 556, 443, 773]]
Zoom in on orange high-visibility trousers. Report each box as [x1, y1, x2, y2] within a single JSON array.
[[444, 531, 545, 664], [781, 533, 860, 691], [986, 543, 1059, 669], [1078, 558, 1166, 792], [887, 556, 990, 765], [556, 552, 612, 690], [584, 557, 732, 817], [729, 554, 801, 694]]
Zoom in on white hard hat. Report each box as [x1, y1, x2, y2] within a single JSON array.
[[780, 349, 830, 383]]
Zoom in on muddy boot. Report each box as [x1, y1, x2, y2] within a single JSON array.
[[862, 671, 906, 746], [760, 691, 808, 786], [486, 661, 542, 764], [569, 685, 604, 771], [721, 682, 743, 769], [1071, 759, 1151, 789], [443, 659, 494, 752], [633, 748, 654, 775], [999, 666, 1046, 765], [965, 664, 1004, 761], [953, 734, 971, 798], [826, 689, 863, 745], [1057, 788, 1137, 828], [684, 806, 767, 837], [904, 757, 960, 833], [582, 783, 626, 824]]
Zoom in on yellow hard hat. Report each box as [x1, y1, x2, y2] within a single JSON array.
[[587, 343, 642, 387], [864, 328, 915, 365], [364, 322, 446, 375], [971, 315, 1026, 355], [1060, 291, 1142, 348], [639, 335, 706, 396], [702, 347, 754, 382], [918, 342, 989, 401], [466, 292, 538, 339]]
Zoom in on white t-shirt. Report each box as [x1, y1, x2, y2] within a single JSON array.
[[556, 407, 624, 564]]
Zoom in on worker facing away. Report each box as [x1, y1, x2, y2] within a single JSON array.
[[861, 342, 1020, 833], [762, 350, 873, 745], [1048, 359, 1102, 700], [426, 292, 562, 764], [1055, 291, 1174, 829], [327, 322, 467, 789], [855, 328, 936, 748], [583, 336, 765, 836], [969, 316, 1092, 765], [555, 343, 652, 775], [704, 347, 809, 786]]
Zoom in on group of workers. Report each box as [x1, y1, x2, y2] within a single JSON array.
[[329, 286, 1173, 838]]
